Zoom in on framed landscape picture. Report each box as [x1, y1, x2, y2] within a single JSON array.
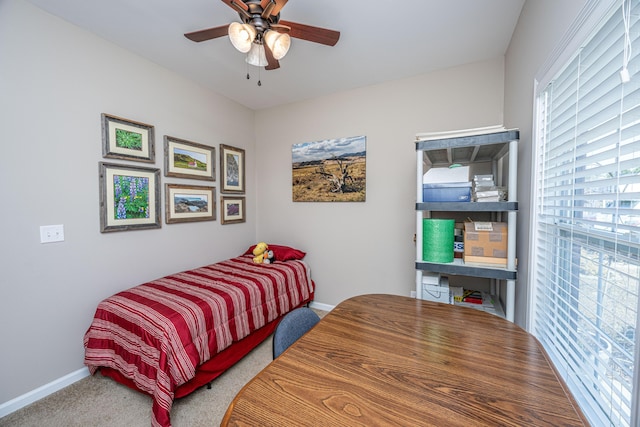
[[164, 136, 215, 180], [292, 135, 366, 202], [99, 162, 161, 232], [165, 184, 216, 224], [220, 196, 245, 224], [102, 114, 155, 163], [220, 144, 245, 193]]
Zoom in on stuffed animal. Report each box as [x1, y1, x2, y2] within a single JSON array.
[[263, 250, 275, 264], [252, 242, 269, 264]]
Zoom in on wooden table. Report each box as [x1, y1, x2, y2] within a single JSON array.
[[221, 294, 589, 426]]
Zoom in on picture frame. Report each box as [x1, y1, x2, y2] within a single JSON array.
[[220, 144, 245, 193], [164, 136, 215, 181], [220, 196, 246, 225], [102, 114, 155, 163], [99, 162, 161, 232], [292, 135, 366, 202], [165, 184, 216, 224]]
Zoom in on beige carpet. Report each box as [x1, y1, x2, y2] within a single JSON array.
[[0, 309, 326, 427]]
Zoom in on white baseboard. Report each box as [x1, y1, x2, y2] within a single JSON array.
[[0, 367, 90, 418], [309, 301, 335, 312], [0, 303, 334, 419]]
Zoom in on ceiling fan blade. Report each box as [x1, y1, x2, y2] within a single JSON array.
[[270, 23, 291, 33], [221, 0, 248, 12], [264, 43, 280, 70], [279, 20, 340, 46], [261, 0, 275, 18], [184, 25, 229, 42], [221, 0, 251, 19], [261, 0, 288, 17]]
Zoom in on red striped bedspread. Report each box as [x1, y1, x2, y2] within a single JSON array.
[[83, 255, 313, 427]]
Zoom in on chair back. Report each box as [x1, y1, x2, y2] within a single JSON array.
[[273, 307, 320, 358]]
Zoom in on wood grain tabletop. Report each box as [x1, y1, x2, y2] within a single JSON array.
[[221, 294, 589, 426]]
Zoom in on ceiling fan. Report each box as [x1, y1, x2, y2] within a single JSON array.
[[184, 0, 340, 71]]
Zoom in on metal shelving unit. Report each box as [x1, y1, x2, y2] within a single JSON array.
[[415, 129, 519, 321]]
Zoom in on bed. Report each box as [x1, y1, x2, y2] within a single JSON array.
[[83, 246, 314, 427]]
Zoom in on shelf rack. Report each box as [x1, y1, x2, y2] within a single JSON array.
[[415, 129, 519, 321]]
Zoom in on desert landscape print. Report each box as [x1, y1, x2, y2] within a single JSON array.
[[292, 135, 366, 202]]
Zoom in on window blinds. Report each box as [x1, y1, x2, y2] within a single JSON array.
[[533, 1, 640, 426]]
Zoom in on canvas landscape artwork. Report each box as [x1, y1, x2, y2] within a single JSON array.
[[292, 135, 366, 202]]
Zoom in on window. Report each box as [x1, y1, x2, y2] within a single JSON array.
[[532, 1, 640, 426]]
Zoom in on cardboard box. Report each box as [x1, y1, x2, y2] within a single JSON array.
[[422, 276, 450, 304], [463, 255, 518, 268], [463, 222, 507, 258], [421, 272, 440, 285], [463, 255, 507, 267], [422, 284, 450, 303]]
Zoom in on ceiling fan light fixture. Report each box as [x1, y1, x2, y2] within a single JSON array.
[[264, 30, 291, 60], [228, 22, 256, 53], [246, 43, 268, 67]]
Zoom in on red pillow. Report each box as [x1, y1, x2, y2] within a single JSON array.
[[243, 244, 306, 261]]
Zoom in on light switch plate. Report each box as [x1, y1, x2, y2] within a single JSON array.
[[40, 224, 64, 243]]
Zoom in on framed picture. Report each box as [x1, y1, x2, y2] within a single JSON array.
[[220, 196, 246, 224], [165, 184, 216, 224], [164, 136, 215, 181], [292, 135, 366, 202], [99, 162, 161, 232], [102, 114, 155, 162], [220, 144, 245, 193]]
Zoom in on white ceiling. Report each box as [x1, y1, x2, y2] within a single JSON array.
[[26, 0, 525, 110]]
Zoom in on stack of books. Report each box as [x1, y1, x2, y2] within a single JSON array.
[[451, 287, 503, 316]]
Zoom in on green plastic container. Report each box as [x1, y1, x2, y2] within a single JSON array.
[[422, 219, 455, 263]]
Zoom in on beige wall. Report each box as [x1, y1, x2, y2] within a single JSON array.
[[504, 0, 586, 326], [0, 0, 255, 404], [254, 60, 505, 307]]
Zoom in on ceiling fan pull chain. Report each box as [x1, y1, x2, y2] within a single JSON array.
[[257, 65, 262, 87], [246, 54, 250, 80]]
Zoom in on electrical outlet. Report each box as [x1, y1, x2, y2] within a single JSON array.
[[40, 224, 65, 243], [410, 290, 417, 298]]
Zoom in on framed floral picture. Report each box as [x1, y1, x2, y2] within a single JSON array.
[[220, 196, 245, 224], [101, 114, 155, 163], [164, 136, 215, 181], [99, 162, 161, 232], [220, 144, 245, 193], [165, 184, 216, 224]]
